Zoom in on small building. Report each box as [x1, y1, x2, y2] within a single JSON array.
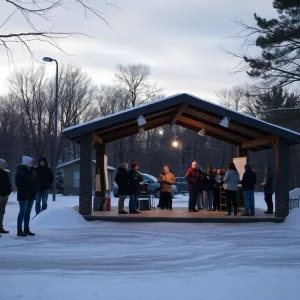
[[59, 159, 116, 196]]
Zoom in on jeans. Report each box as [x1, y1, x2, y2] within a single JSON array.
[[118, 195, 126, 212], [189, 189, 198, 209], [129, 195, 138, 212], [36, 190, 49, 215], [244, 190, 255, 214], [203, 190, 213, 210], [17, 200, 34, 229], [197, 192, 203, 210]]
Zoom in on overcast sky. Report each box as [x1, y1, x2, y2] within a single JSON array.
[[0, 0, 275, 101]]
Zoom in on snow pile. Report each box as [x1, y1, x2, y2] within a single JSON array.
[[31, 207, 87, 228], [289, 188, 300, 198], [283, 208, 300, 229]]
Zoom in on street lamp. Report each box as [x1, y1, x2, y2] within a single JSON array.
[[43, 56, 58, 202]]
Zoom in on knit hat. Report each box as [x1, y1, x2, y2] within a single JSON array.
[[131, 162, 138, 168], [22, 156, 33, 165], [0, 159, 6, 168]]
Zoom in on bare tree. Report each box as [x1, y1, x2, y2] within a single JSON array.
[[216, 85, 246, 111], [1, 0, 115, 60]]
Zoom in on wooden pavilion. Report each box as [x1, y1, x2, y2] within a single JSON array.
[[62, 93, 300, 219]]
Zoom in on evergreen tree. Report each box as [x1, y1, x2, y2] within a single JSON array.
[[254, 87, 300, 130], [56, 167, 64, 194], [240, 0, 300, 88]]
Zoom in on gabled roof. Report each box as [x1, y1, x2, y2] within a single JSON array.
[[62, 93, 300, 151], [58, 159, 116, 171]]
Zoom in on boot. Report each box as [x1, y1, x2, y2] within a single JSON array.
[[118, 210, 128, 215], [24, 228, 35, 236], [0, 228, 9, 234], [17, 228, 27, 237]]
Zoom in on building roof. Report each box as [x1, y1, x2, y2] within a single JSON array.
[[58, 159, 116, 171], [62, 93, 300, 151]]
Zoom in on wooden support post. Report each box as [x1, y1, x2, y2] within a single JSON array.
[[79, 132, 93, 215], [275, 138, 290, 217], [93, 142, 106, 211]]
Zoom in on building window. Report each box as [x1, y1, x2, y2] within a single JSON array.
[[73, 170, 80, 187]]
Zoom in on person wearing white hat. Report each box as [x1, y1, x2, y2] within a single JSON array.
[[15, 156, 37, 237], [0, 159, 12, 236]]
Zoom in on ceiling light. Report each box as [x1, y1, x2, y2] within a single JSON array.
[[137, 115, 147, 126], [198, 129, 206, 136], [219, 117, 230, 128]]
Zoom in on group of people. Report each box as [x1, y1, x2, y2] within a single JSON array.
[[115, 160, 274, 216], [0, 156, 54, 237], [185, 161, 274, 216]]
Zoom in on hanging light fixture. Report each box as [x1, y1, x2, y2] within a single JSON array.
[[139, 127, 146, 135], [137, 115, 147, 126], [198, 129, 206, 136], [172, 140, 179, 148], [219, 117, 230, 128]]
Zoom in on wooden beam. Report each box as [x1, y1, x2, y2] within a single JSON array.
[[178, 115, 248, 142], [103, 117, 172, 143], [241, 135, 277, 149], [96, 107, 177, 136], [170, 103, 188, 126], [185, 107, 265, 139], [176, 120, 240, 145], [93, 133, 103, 145]]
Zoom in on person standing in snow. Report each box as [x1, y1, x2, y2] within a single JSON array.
[[241, 164, 257, 216], [35, 157, 54, 215], [15, 156, 37, 237], [202, 166, 215, 211], [0, 159, 12, 235], [128, 162, 143, 214], [261, 167, 274, 214], [115, 162, 129, 214], [157, 165, 176, 210], [223, 162, 239, 216]]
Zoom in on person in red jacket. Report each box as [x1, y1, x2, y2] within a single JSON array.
[[185, 161, 200, 212]]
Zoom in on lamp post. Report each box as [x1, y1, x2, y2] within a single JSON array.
[[43, 56, 58, 201]]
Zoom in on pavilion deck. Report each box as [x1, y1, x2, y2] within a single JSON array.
[[74, 206, 284, 223]]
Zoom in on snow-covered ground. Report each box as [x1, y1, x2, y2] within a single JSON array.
[[1, 193, 300, 300]]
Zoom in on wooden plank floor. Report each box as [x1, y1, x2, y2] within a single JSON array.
[[74, 206, 284, 223]]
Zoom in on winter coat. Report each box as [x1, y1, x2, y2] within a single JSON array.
[[241, 169, 257, 191], [201, 172, 215, 191], [128, 169, 143, 195], [262, 171, 274, 194], [214, 174, 224, 189], [185, 167, 200, 191], [0, 169, 12, 196], [115, 167, 129, 196], [223, 170, 239, 191], [157, 172, 176, 193], [15, 165, 37, 201], [35, 158, 54, 191]]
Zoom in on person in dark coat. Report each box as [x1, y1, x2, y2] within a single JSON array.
[[241, 164, 257, 216], [15, 156, 37, 237], [185, 161, 200, 212], [128, 162, 143, 214], [35, 157, 54, 215], [0, 159, 12, 235], [202, 166, 215, 211], [261, 167, 274, 214], [213, 168, 224, 211], [115, 162, 129, 214], [197, 164, 203, 210]]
